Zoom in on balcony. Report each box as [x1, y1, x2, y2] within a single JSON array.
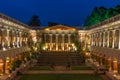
[[0, 46, 30, 58], [91, 46, 120, 63]]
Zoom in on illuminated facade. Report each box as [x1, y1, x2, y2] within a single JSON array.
[[0, 13, 31, 75], [40, 25, 79, 51], [0, 13, 119, 78]]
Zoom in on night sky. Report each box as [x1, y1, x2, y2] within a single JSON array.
[[0, 0, 120, 26]]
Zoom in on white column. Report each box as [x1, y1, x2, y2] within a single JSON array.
[[94, 34, 96, 46], [93, 34, 95, 46], [12, 30, 16, 48], [96, 33, 98, 47], [112, 30, 115, 48], [68, 34, 71, 44], [50, 34, 52, 43], [56, 34, 58, 50], [62, 34, 64, 51], [91, 34, 93, 46], [99, 33, 101, 47], [6, 29, 10, 48], [103, 32, 105, 47], [107, 31, 110, 48], [16, 31, 20, 47], [95, 33, 97, 46], [25, 33, 27, 45], [50, 34, 52, 51], [1, 29, 5, 50], [19, 31, 22, 46], [119, 29, 120, 49]]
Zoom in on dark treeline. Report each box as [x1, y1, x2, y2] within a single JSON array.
[[28, 15, 41, 27], [84, 5, 120, 29]]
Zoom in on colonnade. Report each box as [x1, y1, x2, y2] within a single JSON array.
[[90, 28, 120, 73], [42, 33, 77, 51], [0, 13, 32, 75], [0, 28, 28, 50], [91, 29, 120, 49]]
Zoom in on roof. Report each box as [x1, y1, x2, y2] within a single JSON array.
[[43, 25, 77, 30]]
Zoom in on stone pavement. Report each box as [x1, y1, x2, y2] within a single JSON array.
[[25, 70, 94, 74], [0, 74, 9, 80], [100, 75, 112, 80]]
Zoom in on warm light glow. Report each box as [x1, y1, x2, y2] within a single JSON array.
[[68, 47, 70, 50], [85, 52, 90, 56], [42, 46, 46, 50], [8, 74, 11, 78], [6, 57, 10, 62], [113, 74, 117, 77], [45, 28, 49, 30], [34, 47, 37, 51], [72, 28, 76, 30], [24, 64, 26, 67], [0, 63, 3, 65], [97, 64, 99, 67], [3, 47, 6, 51], [74, 47, 77, 51], [33, 37, 37, 43], [56, 47, 58, 50], [56, 28, 61, 30]]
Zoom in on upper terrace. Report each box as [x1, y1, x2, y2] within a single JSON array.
[[89, 14, 120, 30]]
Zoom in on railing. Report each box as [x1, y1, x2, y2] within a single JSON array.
[[0, 46, 30, 58], [90, 14, 120, 29], [91, 46, 120, 59]]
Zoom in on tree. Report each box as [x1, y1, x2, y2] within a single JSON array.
[[84, 5, 120, 29], [48, 22, 59, 26], [28, 15, 41, 27]]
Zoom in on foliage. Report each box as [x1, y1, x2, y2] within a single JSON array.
[[48, 22, 60, 26], [28, 15, 41, 27], [73, 33, 82, 52], [9, 60, 22, 71], [84, 5, 120, 29], [104, 60, 109, 69], [23, 52, 31, 60]]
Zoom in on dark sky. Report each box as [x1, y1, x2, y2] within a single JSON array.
[[0, 0, 120, 26]]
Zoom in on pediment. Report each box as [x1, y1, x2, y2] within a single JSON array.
[[44, 25, 76, 30]]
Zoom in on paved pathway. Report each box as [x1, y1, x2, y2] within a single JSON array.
[[100, 75, 112, 80], [25, 70, 94, 74]]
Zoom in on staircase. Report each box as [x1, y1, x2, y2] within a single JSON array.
[[37, 52, 85, 66]]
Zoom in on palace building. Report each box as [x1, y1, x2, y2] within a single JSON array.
[[0, 13, 120, 77], [41, 25, 79, 51]]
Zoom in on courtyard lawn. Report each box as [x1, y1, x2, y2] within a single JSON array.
[[29, 66, 51, 70], [71, 66, 94, 70], [19, 74, 104, 80]]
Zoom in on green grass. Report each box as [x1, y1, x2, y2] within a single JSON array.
[[19, 74, 104, 80], [71, 66, 93, 70], [29, 66, 51, 70]]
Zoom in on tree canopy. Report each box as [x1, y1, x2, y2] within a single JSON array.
[[48, 22, 60, 26], [28, 15, 41, 27], [84, 5, 120, 29]]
